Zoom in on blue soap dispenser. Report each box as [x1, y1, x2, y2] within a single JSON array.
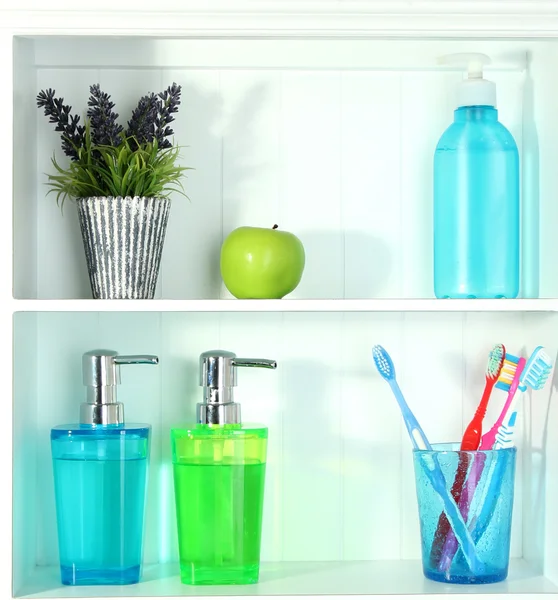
[[51, 350, 158, 586], [433, 53, 519, 299]]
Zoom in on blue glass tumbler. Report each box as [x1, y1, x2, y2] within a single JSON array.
[[413, 443, 516, 584]]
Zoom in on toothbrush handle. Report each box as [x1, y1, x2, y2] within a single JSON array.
[[461, 377, 496, 451], [421, 454, 484, 574], [389, 380, 432, 451], [467, 400, 522, 541], [430, 376, 496, 566], [438, 360, 526, 571], [468, 453, 509, 546], [493, 415, 518, 450], [480, 358, 526, 450], [493, 390, 524, 450], [429, 451, 471, 566], [388, 380, 483, 572], [471, 356, 546, 541], [438, 452, 486, 572]]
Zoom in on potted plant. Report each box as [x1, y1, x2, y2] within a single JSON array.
[[37, 83, 189, 299]]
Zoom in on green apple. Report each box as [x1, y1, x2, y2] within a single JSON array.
[[220, 225, 305, 299]]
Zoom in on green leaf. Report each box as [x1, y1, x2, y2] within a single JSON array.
[[43, 119, 191, 207]]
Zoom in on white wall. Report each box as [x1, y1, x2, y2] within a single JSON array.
[[12, 312, 38, 593], [13, 38, 37, 299], [12, 310, 557, 572], [522, 311, 558, 586], [15, 37, 558, 299]]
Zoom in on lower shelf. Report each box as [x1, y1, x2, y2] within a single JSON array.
[[16, 559, 558, 598]]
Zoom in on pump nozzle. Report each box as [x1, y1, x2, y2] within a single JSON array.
[[81, 349, 159, 426], [439, 53, 491, 74], [438, 52, 496, 108], [198, 350, 277, 425]]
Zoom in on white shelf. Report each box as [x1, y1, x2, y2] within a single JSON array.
[[3, 2, 558, 38], [12, 311, 558, 599], [10, 298, 558, 313], [11, 36, 558, 301], [16, 560, 558, 599]]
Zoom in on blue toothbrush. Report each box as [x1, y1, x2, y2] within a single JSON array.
[[372, 345, 485, 575], [494, 346, 553, 448]]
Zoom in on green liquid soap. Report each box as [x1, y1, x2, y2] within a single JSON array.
[[171, 424, 268, 585], [174, 462, 266, 584]]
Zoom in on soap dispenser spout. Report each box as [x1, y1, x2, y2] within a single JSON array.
[[233, 358, 277, 369], [114, 355, 159, 366]]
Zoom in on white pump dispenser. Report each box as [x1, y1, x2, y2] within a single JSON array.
[[440, 53, 496, 108]]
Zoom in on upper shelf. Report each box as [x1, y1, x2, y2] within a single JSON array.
[[11, 36, 558, 302], [11, 298, 558, 313]]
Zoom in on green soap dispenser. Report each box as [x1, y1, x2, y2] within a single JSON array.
[[171, 350, 277, 585]]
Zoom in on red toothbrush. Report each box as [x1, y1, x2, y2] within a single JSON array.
[[429, 343, 506, 567]]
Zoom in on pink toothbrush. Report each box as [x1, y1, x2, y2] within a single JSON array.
[[437, 356, 525, 573], [479, 356, 526, 450]]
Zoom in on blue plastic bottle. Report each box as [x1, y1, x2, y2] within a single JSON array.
[[51, 350, 158, 585], [434, 53, 519, 299]]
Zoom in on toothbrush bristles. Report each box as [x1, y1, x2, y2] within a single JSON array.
[[372, 345, 394, 380], [487, 343, 506, 379], [499, 370, 515, 382], [496, 354, 518, 385]]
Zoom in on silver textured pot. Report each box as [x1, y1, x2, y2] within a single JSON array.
[[76, 196, 171, 299]]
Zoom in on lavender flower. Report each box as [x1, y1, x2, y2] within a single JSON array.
[[126, 92, 159, 148], [87, 84, 123, 147], [154, 83, 182, 149], [38, 82, 182, 158], [36, 88, 85, 161]]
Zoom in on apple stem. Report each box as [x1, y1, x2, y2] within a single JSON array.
[[272, 224, 278, 230]]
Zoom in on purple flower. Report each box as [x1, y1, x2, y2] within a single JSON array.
[[154, 83, 182, 149], [36, 88, 85, 161], [126, 92, 159, 148], [87, 84, 123, 147], [38, 82, 182, 156]]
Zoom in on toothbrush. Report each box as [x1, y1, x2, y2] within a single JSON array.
[[429, 344, 505, 567], [493, 346, 552, 449], [372, 345, 431, 451], [438, 354, 524, 572], [467, 346, 553, 545], [372, 345, 484, 574], [481, 353, 524, 450], [461, 343, 506, 450], [495, 353, 522, 393]]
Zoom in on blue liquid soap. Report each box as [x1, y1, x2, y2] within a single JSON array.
[[51, 424, 150, 585], [50, 350, 158, 586], [434, 53, 519, 299]]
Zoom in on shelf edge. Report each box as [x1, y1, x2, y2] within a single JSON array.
[[9, 299, 558, 313]]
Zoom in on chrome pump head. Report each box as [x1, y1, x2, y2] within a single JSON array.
[[197, 350, 277, 425], [81, 349, 159, 426]]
